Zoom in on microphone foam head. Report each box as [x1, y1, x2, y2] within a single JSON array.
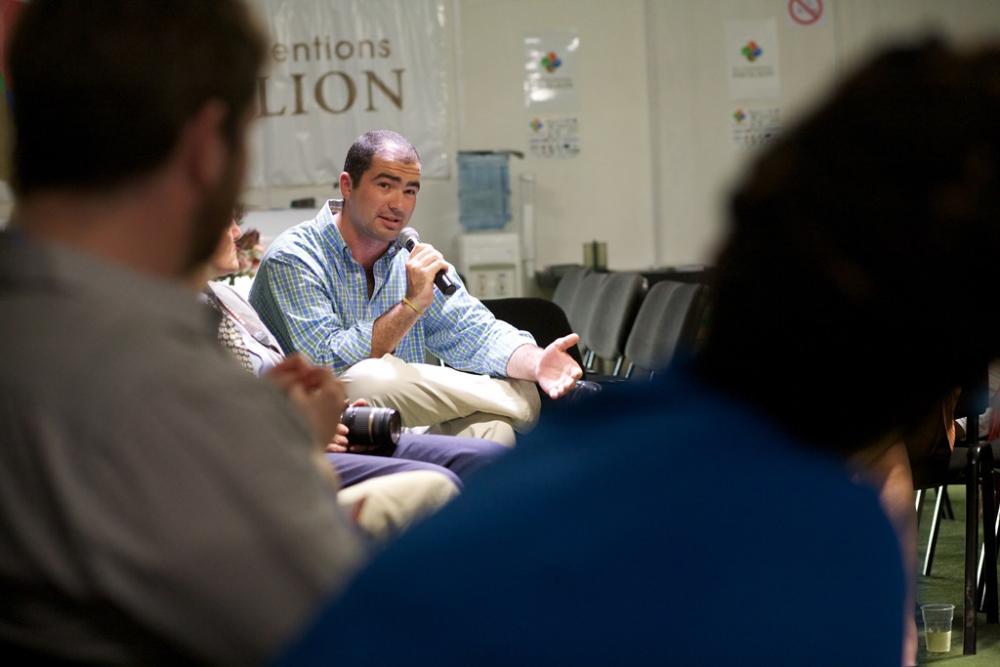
[[396, 227, 420, 251]]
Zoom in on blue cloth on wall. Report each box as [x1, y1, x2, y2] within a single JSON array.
[[458, 152, 511, 231]]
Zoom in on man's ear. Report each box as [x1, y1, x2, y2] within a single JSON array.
[[178, 100, 230, 192], [338, 171, 353, 200]]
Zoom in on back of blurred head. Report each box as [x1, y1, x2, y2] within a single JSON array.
[[697, 40, 1000, 455], [8, 0, 266, 273]]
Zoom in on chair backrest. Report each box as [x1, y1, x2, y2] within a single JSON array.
[[568, 272, 609, 342], [551, 266, 591, 323], [481, 297, 583, 367], [584, 272, 647, 363], [623, 281, 707, 377]]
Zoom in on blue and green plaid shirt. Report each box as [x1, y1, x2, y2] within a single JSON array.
[[248, 200, 535, 376]]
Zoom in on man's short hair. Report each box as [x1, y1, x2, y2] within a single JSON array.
[[9, 0, 266, 196], [699, 39, 1000, 453], [342, 130, 420, 189]]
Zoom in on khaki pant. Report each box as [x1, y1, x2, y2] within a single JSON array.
[[343, 355, 541, 447], [337, 470, 459, 541]]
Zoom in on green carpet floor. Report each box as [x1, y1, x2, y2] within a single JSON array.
[[916, 486, 1000, 664]]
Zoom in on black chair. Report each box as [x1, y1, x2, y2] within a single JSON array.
[[620, 281, 708, 379], [581, 272, 647, 375], [551, 266, 592, 330], [481, 297, 583, 368], [914, 381, 1000, 655], [566, 272, 609, 359], [582, 280, 708, 386]]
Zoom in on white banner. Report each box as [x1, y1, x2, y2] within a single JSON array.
[[248, 0, 449, 187]]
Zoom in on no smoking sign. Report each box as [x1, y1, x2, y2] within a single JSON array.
[[788, 0, 824, 26]]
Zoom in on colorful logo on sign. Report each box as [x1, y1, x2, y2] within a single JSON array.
[[741, 40, 763, 62], [529, 118, 544, 132], [733, 109, 747, 123], [541, 51, 562, 73]]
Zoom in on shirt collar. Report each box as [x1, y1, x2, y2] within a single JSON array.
[[317, 199, 351, 262]]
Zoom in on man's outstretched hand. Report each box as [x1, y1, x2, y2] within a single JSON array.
[[535, 333, 583, 399]]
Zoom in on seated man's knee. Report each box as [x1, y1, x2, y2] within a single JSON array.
[[424, 464, 463, 491], [395, 433, 508, 481], [342, 356, 420, 404], [471, 419, 516, 447], [442, 436, 508, 462], [432, 416, 517, 447], [337, 470, 459, 541]]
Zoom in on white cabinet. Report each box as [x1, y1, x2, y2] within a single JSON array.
[[456, 233, 522, 299]]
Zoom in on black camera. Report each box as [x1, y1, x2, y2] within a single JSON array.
[[340, 406, 401, 456]]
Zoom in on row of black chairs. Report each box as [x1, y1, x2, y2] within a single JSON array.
[[483, 267, 709, 383], [551, 266, 709, 379]]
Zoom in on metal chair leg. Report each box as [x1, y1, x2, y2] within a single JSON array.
[[923, 487, 946, 576], [915, 488, 925, 527], [990, 484, 1000, 616], [964, 444, 982, 655], [943, 486, 956, 520], [976, 447, 998, 621]]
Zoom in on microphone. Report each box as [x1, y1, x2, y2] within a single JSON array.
[[396, 227, 457, 296]]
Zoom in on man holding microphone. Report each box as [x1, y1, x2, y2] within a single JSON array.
[[250, 130, 583, 444]]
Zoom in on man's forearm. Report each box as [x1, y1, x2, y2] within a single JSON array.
[[371, 302, 421, 358], [505, 343, 542, 382]]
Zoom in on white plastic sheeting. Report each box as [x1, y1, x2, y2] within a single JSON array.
[[248, 0, 450, 187]]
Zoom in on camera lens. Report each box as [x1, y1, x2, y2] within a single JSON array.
[[341, 406, 401, 454]]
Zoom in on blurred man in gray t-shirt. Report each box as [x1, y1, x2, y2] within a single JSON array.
[[0, 2, 363, 663]]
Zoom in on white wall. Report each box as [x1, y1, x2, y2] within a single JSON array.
[[836, 0, 1000, 69], [647, 0, 839, 267], [256, 0, 996, 273], [5, 0, 1000, 272], [647, 0, 1000, 268], [457, 0, 655, 271]]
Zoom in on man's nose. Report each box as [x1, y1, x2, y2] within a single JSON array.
[[387, 189, 404, 212]]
